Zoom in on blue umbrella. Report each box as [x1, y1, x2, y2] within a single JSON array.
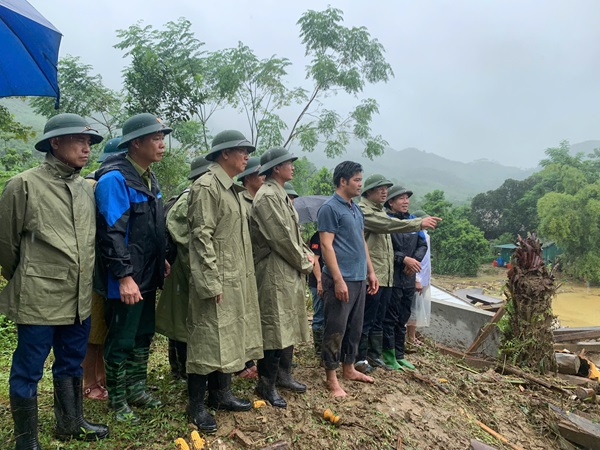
[[0, 0, 61, 103]]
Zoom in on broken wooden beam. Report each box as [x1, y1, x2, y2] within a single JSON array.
[[466, 306, 505, 355], [554, 329, 600, 343], [549, 404, 600, 449]]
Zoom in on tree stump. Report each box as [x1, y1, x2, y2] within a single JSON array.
[[500, 233, 558, 374]]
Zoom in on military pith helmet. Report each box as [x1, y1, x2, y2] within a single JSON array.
[[35, 113, 103, 152], [118, 113, 172, 149], [237, 156, 261, 181], [189, 155, 212, 180], [206, 130, 255, 161], [258, 147, 297, 176], [361, 173, 393, 196], [385, 184, 413, 207], [284, 182, 299, 198], [97, 137, 124, 162], [413, 209, 429, 218]]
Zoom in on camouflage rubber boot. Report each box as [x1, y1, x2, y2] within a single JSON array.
[[125, 347, 162, 409], [106, 360, 139, 423]]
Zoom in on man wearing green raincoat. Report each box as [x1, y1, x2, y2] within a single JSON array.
[[250, 147, 314, 409], [0, 114, 109, 448], [155, 155, 213, 380], [187, 130, 263, 432]]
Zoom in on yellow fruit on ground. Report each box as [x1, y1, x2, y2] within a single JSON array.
[[190, 430, 205, 450], [253, 400, 266, 408], [174, 437, 190, 450]]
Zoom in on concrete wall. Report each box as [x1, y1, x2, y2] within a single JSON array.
[[419, 287, 501, 358]]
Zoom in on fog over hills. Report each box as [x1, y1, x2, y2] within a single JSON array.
[[304, 145, 535, 204]]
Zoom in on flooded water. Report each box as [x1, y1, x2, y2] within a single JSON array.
[[553, 286, 600, 328]]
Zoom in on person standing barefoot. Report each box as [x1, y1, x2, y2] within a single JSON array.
[[317, 161, 379, 397]]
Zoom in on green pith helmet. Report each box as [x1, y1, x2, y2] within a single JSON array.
[[189, 155, 212, 180], [259, 147, 297, 176], [237, 156, 261, 181], [385, 184, 413, 207], [98, 137, 124, 162], [206, 130, 255, 161], [361, 173, 393, 196], [413, 209, 429, 218], [284, 182, 299, 198], [35, 113, 103, 152], [118, 113, 172, 149]]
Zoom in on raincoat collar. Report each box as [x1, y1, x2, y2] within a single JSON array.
[[361, 196, 384, 211], [212, 163, 244, 194], [44, 152, 81, 180]]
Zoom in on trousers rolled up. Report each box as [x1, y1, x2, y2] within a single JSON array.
[[383, 286, 414, 360], [321, 273, 366, 370]]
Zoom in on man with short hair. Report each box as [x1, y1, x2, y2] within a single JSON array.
[[317, 161, 379, 398], [187, 130, 263, 432], [0, 113, 109, 448], [250, 148, 314, 408], [95, 113, 172, 422]]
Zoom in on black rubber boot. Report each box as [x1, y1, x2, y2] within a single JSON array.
[[276, 346, 306, 392], [53, 377, 109, 441], [206, 371, 251, 411], [367, 332, 392, 370], [187, 374, 217, 433], [10, 396, 42, 450], [255, 351, 286, 408]]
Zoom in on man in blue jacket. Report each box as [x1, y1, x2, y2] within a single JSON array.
[[95, 113, 172, 422]]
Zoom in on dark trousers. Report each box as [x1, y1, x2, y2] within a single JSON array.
[[321, 273, 366, 370], [383, 286, 415, 360], [104, 290, 156, 365], [9, 317, 90, 398], [361, 286, 392, 337]]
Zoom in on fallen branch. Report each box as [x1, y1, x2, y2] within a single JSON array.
[[462, 409, 524, 450], [497, 364, 572, 396]]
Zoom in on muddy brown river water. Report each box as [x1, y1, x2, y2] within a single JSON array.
[[553, 286, 600, 327]]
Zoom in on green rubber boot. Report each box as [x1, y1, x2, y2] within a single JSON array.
[[126, 347, 162, 409], [382, 349, 403, 371], [106, 360, 139, 423], [397, 358, 415, 370]]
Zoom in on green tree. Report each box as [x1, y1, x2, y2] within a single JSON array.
[[30, 55, 124, 136], [470, 177, 538, 240], [286, 7, 393, 158], [423, 190, 489, 276], [308, 167, 334, 196]]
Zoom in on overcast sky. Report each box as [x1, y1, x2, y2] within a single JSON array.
[[27, 0, 600, 168]]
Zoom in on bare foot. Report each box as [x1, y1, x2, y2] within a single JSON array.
[[326, 378, 347, 397], [342, 365, 375, 384], [325, 370, 347, 397]]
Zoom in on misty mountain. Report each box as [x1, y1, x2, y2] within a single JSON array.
[[303, 146, 535, 204]]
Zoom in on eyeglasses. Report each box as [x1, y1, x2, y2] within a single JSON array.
[[231, 147, 250, 156]]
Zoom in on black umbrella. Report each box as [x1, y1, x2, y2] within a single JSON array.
[[294, 195, 330, 224], [0, 0, 61, 102]]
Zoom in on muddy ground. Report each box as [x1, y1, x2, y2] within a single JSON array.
[[1, 268, 598, 449], [148, 268, 600, 449]]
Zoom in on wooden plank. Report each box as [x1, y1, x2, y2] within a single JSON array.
[[434, 343, 496, 370], [466, 306, 505, 354], [549, 404, 600, 449], [554, 342, 600, 352], [554, 330, 600, 343], [466, 293, 504, 305], [553, 327, 600, 336]]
